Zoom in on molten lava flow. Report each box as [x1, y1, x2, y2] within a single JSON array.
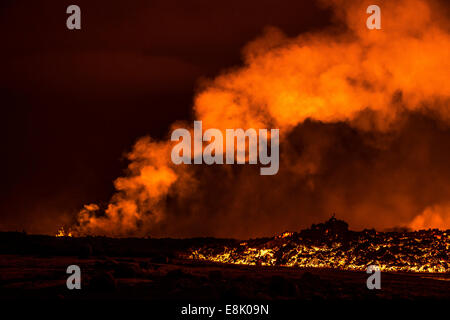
[[188, 218, 450, 273], [55, 227, 72, 237], [278, 231, 294, 239], [71, 0, 450, 238]]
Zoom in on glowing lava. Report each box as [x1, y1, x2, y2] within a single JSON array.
[[189, 218, 450, 273]]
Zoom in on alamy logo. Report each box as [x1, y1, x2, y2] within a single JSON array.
[[171, 121, 279, 175], [66, 265, 81, 290], [66, 5, 81, 30], [366, 5, 381, 30], [366, 265, 381, 289]]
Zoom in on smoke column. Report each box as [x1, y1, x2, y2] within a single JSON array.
[[74, 0, 450, 238]]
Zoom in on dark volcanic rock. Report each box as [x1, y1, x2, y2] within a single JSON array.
[[269, 275, 298, 298], [208, 270, 223, 281], [88, 272, 117, 292], [113, 262, 142, 278], [78, 243, 93, 259]]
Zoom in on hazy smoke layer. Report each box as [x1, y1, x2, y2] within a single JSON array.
[[74, 0, 450, 237]]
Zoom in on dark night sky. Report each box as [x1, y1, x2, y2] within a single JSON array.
[[0, 0, 331, 233]]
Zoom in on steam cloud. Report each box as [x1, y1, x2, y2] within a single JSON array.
[[73, 0, 450, 237]]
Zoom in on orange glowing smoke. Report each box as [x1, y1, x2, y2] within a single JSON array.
[[72, 0, 450, 237], [409, 204, 450, 231]]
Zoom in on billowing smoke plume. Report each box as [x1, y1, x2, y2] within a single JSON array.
[[73, 0, 450, 237]]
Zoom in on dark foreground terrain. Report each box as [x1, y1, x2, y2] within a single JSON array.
[[0, 254, 449, 301], [0, 230, 448, 301]]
